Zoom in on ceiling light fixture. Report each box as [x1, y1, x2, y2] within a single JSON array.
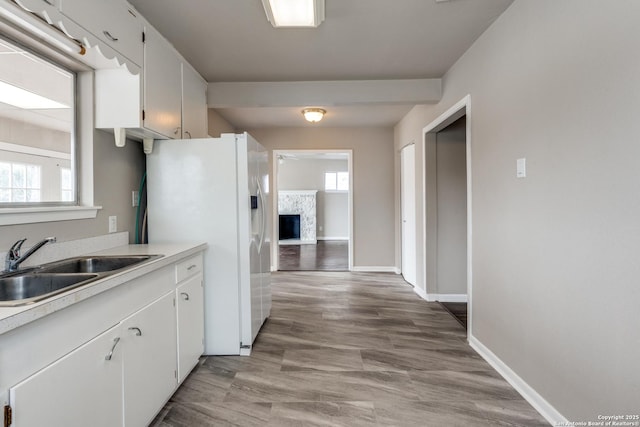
[[261, 0, 325, 28], [302, 108, 326, 123], [0, 80, 69, 110]]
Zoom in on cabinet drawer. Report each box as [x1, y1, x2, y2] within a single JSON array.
[[59, 0, 143, 65], [176, 255, 202, 283]]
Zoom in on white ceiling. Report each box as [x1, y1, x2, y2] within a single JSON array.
[[128, 0, 514, 129]]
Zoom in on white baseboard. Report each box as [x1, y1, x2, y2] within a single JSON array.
[[413, 291, 468, 303], [433, 294, 468, 303], [413, 285, 429, 301], [351, 266, 398, 273], [468, 335, 567, 426], [317, 236, 349, 241], [279, 239, 317, 245]]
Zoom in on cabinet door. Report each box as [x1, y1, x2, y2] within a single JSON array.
[[181, 63, 208, 139], [176, 273, 204, 382], [59, 0, 143, 65], [122, 291, 177, 427], [14, 0, 59, 15], [144, 25, 182, 139], [9, 325, 123, 427]]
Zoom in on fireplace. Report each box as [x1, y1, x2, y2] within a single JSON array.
[[279, 214, 301, 240], [278, 190, 317, 244]]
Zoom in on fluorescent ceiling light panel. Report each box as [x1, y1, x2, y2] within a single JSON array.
[[262, 0, 325, 28], [0, 80, 68, 109]]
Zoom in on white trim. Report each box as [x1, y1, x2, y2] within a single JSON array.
[[413, 285, 429, 301], [0, 141, 71, 160], [273, 149, 354, 272], [0, 205, 101, 225], [278, 239, 317, 245], [422, 94, 473, 336], [412, 290, 468, 303], [469, 336, 568, 426], [351, 266, 397, 273], [433, 293, 468, 303], [317, 236, 349, 241]]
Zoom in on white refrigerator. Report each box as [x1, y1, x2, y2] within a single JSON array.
[[146, 132, 271, 355]]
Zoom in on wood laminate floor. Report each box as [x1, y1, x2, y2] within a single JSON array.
[[440, 302, 468, 330], [152, 271, 548, 426], [279, 240, 349, 271]]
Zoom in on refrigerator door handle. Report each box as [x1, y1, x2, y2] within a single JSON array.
[[256, 179, 266, 253]]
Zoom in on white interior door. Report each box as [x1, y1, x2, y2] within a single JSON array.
[[401, 144, 417, 286]]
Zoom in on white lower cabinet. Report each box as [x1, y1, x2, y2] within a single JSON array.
[[122, 292, 177, 427], [3, 252, 205, 427], [176, 274, 204, 382], [9, 325, 123, 427]]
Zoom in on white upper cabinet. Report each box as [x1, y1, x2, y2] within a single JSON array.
[[143, 24, 183, 139], [58, 0, 143, 66], [182, 63, 208, 139], [14, 0, 59, 14]]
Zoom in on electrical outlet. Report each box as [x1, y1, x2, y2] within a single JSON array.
[[108, 216, 117, 233], [132, 190, 139, 207]]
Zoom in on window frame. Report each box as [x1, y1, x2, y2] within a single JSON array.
[[0, 29, 100, 225]]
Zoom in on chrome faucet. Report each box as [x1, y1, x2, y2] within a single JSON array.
[[4, 237, 57, 273]]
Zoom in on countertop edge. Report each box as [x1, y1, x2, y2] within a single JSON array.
[[0, 242, 207, 335]]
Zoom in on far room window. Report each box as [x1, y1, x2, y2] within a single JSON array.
[[0, 36, 76, 206], [324, 171, 349, 192]]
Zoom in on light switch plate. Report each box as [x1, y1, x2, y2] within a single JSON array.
[[108, 216, 117, 233], [517, 158, 526, 178]]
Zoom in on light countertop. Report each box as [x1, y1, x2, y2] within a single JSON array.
[[0, 242, 207, 335]]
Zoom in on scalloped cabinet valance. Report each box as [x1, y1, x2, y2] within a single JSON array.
[[11, 0, 142, 74], [4, 0, 208, 153]]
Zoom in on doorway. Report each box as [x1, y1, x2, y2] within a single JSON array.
[[272, 150, 354, 271], [422, 95, 472, 334]]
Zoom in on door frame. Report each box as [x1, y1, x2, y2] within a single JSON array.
[[400, 143, 417, 286], [422, 94, 472, 336], [271, 149, 354, 271]]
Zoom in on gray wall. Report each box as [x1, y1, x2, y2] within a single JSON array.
[[278, 158, 349, 239], [394, 0, 640, 420], [249, 127, 395, 269], [435, 117, 467, 295], [207, 109, 235, 137], [0, 129, 145, 248]]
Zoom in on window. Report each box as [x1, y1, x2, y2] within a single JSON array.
[[324, 171, 349, 192], [0, 162, 41, 202], [0, 36, 76, 206], [60, 167, 73, 201]]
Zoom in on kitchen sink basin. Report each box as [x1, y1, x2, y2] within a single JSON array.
[[0, 273, 99, 305], [38, 255, 159, 274], [0, 254, 162, 307]]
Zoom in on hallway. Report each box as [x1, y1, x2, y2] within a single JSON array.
[[152, 271, 548, 426]]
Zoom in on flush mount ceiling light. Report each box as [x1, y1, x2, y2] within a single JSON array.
[[0, 80, 68, 110], [261, 0, 325, 28], [302, 108, 326, 123]]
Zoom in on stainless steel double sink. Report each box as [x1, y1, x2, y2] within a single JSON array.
[[0, 255, 160, 307]]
